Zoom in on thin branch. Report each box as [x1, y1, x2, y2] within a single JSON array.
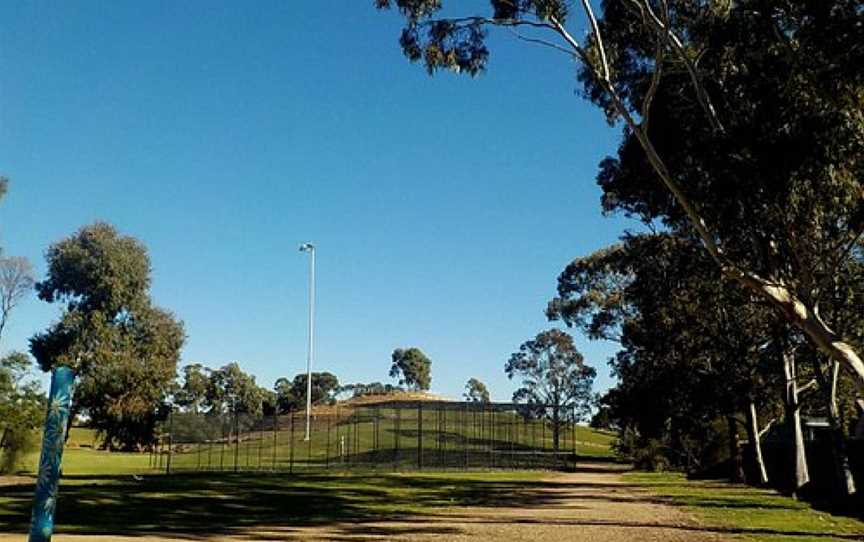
[[578, 0, 611, 80], [797, 378, 818, 395], [641, 36, 665, 130], [640, 0, 725, 133], [438, 16, 556, 31], [507, 28, 577, 57], [757, 418, 776, 439]]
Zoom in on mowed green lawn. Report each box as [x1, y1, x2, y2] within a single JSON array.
[[627, 472, 864, 542]]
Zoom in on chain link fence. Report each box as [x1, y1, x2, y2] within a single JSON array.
[[151, 400, 582, 473]]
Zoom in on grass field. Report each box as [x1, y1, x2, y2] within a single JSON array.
[[3, 427, 863, 541], [627, 472, 864, 542]]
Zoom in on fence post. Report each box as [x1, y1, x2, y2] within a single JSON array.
[[463, 403, 469, 470], [233, 412, 240, 473], [417, 402, 423, 470], [166, 410, 174, 475], [394, 407, 401, 470], [290, 410, 295, 474], [272, 412, 278, 471], [326, 412, 331, 470], [488, 407, 494, 468]]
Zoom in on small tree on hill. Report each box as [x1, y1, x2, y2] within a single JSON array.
[[274, 372, 340, 413], [390, 347, 432, 391], [464, 378, 490, 403], [506, 329, 595, 451]]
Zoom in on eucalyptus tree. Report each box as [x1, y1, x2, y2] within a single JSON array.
[[464, 377, 491, 403], [374, 1, 864, 392], [0, 257, 35, 345], [175, 363, 210, 414], [548, 234, 784, 482], [204, 362, 269, 416], [29, 223, 185, 450], [390, 347, 432, 391], [274, 371, 340, 413], [0, 180, 35, 345], [506, 329, 596, 450]]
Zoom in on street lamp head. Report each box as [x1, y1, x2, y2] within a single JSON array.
[[299, 242, 314, 252]]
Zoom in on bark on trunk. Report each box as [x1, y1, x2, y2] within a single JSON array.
[[781, 345, 810, 496], [745, 400, 769, 485], [758, 282, 864, 396], [726, 415, 744, 483]]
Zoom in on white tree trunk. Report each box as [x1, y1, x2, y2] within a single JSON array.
[[782, 346, 810, 496], [745, 400, 769, 485]]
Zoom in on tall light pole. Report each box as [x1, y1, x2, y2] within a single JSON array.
[[298, 242, 315, 441]]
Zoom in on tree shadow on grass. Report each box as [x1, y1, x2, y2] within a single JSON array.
[[3, 472, 860, 541], [0, 472, 594, 539]]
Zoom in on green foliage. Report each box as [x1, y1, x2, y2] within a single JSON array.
[[274, 371, 340, 413], [174, 363, 209, 414], [339, 381, 403, 398], [204, 362, 269, 415], [506, 329, 595, 450], [463, 377, 490, 403], [0, 352, 44, 473], [389, 347, 432, 391], [506, 329, 595, 417], [548, 234, 783, 473], [28, 223, 185, 450]]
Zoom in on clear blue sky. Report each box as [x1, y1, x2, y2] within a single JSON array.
[[0, 2, 633, 402]]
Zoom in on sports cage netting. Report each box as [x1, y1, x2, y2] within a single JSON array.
[[151, 400, 583, 473]]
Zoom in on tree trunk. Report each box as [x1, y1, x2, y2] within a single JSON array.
[[752, 280, 864, 396], [744, 400, 769, 485], [726, 415, 744, 483], [63, 402, 78, 444], [781, 345, 809, 497], [822, 360, 856, 499]]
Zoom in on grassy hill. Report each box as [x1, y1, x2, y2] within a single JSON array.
[[13, 416, 617, 476]]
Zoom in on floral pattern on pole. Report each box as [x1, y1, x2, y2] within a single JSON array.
[[29, 366, 75, 542]]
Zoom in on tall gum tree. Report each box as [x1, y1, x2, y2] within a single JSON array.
[[374, 1, 864, 393], [548, 234, 784, 482]]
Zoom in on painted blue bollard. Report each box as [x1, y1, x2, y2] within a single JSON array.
[[28, 366, 75, 542]]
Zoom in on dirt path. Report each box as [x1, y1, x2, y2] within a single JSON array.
[[3, 464, 725, 542]]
